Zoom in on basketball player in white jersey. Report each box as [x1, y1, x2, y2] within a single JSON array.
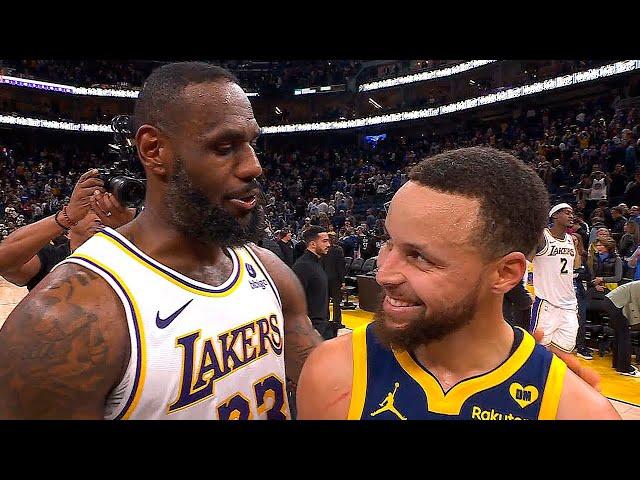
[[0, 62, 322, 419], [530, 203, 579, 358]]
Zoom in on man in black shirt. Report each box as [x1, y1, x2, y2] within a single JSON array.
[[609, 164, 627, 205], [293, 226, 332, 339], [321, 232, 346, 330], [610, 206, 627, 242], [276, 228, 295, 268], [625, 170, 640, 207]]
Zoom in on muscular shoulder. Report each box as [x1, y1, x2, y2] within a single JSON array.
[[248, 244, 304, 304], [296, 333, 353, 420], [0, 262, 130, 418], [556, 368, 621, 420]]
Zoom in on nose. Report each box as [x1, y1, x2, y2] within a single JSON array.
[[236, 144, 263, 182], [375, 244, 405, 288]]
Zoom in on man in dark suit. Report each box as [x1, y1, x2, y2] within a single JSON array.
[[276, 228, 295, 268], [293, 226, 332, 339], [321, 232, 346, 331]]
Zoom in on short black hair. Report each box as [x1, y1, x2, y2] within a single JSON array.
[[611, 206, 624, 215], [303, 225, 327, 243], [132, 61, 239, 134], [408, 147, 549, 258]]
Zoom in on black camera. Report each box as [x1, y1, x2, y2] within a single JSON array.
[[98, 115, 146, 208]]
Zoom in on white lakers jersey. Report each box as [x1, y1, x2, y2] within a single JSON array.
[[588, 178, 607, 200], [532, 228, 577, 310], [54, 227, 289, 420]]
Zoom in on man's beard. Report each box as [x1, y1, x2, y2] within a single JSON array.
[[164, 157, 266, 247], [372, 283, 481, 352]]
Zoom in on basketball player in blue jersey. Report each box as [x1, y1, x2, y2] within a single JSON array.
[[296, 147, 619, 420], [0, 62, 322, 419]]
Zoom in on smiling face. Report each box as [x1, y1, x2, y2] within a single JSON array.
[[373, 181, 493, 351], [153, 80, 266, 246]]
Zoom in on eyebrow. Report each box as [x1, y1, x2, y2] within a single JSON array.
[[199, 125, 261, 143], [385, 223, 446, 265]]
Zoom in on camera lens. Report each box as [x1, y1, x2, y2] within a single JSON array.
[[110, 176, 146, 207]]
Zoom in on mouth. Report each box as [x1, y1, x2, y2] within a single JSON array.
[[382, 295, 425, 326], [225, 189, 260, 212], [227, 195, 257, 210]]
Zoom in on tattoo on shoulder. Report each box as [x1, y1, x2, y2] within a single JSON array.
[[284, 315, 323, 386], [0, 267, 123, 418]]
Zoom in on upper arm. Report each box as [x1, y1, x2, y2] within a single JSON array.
[[528, 232, 548, 261], [0, 263, 130, 419], [1, 255, 42, 287], [296, 334, 353, 420], [555, 368, 621, 420], [250, 245, 323, 384]]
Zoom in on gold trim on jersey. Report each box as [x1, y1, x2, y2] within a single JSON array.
[[549, 341, 574, 354], [393, 327, 536, 415], [536, 229, 550, 256], [538, 354, 567, 420], [347, 325, 369, 420], [530, 297, 545, 334], [93, 231, 245, 298], [253, 373, 289, 419], [68, 252, 146, 420], [217, 391, 254, 420]]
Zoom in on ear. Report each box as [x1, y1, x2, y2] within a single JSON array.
[[136, 125, 168, 176], [490, 252, 527, 295]]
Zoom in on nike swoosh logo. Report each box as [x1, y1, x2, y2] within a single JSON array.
[[156, 299, 194, 329]]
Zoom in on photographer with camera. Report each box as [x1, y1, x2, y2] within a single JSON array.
[[0, 169, 135, 291], [0, 62, 321, 420]]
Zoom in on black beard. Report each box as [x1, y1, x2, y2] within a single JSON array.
[[164, 157, 266, 247], [372, 284, 480, 352]]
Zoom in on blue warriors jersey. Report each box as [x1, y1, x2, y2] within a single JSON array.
[[348, 323, 567, 420]]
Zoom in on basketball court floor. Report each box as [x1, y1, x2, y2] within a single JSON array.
[[1, 277, 638, 419]]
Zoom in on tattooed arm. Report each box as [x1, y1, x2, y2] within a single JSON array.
[[0, 263, 130, 419], [250, 245, 323, 385]]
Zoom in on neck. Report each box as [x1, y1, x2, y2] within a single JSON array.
[[549, 224, 567, 238], [306, 247, 320, 258], [119, 203, 227, 265], [412, 296, 515, 389]]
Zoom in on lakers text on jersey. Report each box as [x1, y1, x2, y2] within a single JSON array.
[[53, 227, 289, 420], [532, 228, 577, 310]]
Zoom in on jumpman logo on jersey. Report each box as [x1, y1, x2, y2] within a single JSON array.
[[156, 299, 194, 329], [370, 382, 407, 420]]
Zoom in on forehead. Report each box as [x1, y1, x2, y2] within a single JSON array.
[[178, 81, 258, 138], [560, 207, 573, 214], [387, 181, 479, 247]]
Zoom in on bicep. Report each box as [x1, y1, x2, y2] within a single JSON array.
[[0, 264, 129, 419], [296, 337, 352, 420], [555, 369, 621, 420], [1, 255, 42, 287], [250, 246, 322, 384], [279, 268, 322, 384]]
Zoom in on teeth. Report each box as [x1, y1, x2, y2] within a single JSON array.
[[387, 297, 419, 307]]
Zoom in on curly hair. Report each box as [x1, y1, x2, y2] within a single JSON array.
[[408, 146, 549, 258]]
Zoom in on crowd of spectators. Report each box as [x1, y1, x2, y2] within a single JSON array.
[[1, 60, 363, 94], [2, 91, 640, 271], [0, 60, 153, 89]]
